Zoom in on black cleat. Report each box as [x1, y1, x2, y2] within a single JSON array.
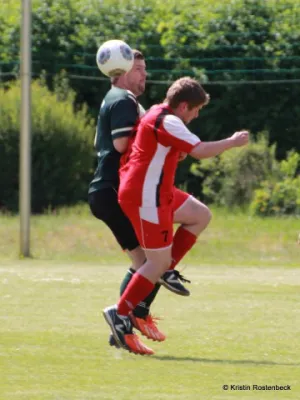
[[159, 270, 191, 296], [109, 334, 119, 348], [103, 305, 154, 355]]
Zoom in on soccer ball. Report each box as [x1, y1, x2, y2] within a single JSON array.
[[96, 40, 134, 77]]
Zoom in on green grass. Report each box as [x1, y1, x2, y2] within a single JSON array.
[[0, 207, 299, 398], [0, 262, 299, 400], [0, 205, 299, 266]]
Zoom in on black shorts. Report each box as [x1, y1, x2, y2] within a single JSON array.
[[88, 187, 139, 251]]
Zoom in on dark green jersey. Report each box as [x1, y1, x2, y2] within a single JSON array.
[[89, 86, 142, 193]]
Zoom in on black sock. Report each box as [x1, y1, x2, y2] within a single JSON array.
[[119, 268, 161, 318], [133, 283, 161, 318], [119, 268, 136, 295]]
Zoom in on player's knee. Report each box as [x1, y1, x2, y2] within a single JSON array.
[[128, 246, 146, 269], [204, 206, 212, 226], [196, 203, 212, 227]]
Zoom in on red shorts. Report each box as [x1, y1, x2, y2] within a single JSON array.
[[172, 187, 189, 213], [120, 188, 189, 250]]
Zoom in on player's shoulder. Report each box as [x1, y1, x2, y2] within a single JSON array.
[[143, 103, 164, 117], [106, 86, 137, 105], [142, 103, 172, 123]]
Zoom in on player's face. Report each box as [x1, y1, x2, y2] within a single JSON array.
[[182, 104, 203, 124], [125, 59, 147, 96]]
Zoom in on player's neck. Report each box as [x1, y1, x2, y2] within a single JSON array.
[[113, 79, 138, 97], [170, 103, 188, 122], [171, 107, 184, 121]]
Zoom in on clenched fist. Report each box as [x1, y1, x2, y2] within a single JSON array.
[[230, 130, 249, 147]]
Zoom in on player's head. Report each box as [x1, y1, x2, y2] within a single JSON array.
[[165, 77, 210, 124], [111, 50, 146, 97]]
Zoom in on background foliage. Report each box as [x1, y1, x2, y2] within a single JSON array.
[[1, 0, 299, 213], [190, 135, 279, 207], [250, 151, 300, 216], [0, 74, 94, 212]]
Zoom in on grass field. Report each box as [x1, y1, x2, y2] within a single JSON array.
[[0, 207, 299, 399], [0, 205, 299, 266], [1, 263, 299, 400]]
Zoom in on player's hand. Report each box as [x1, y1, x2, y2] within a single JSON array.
[[178, 152, 187, 161], [230, 130, 249, 147]]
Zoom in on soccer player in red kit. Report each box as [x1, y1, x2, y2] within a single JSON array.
[[103, 77, 249, 355]]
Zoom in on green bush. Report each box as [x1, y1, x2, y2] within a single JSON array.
[[0, 75, 95, 212], [250, 151, 300, 216], [190, 135, 279, 207]]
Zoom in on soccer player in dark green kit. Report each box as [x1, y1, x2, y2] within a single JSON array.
[[88, 50, 190, 352]]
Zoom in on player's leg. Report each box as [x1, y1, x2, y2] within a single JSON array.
[[116, 187, 194, 301], [104, 246, 171, 354], [114, 204, 167, 342], [173, 191, 211, 259], [160, 188, 212, 295], [173, 189, 211, 236], [89, 187, 145, 268], [89, 188, 185, 327], [110, 209, 165, 342], [88, 188, 164, 342], [103, 204, 173, 354], [158, 188, 192, 296]]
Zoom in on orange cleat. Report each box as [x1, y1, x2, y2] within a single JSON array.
[[124, 333, 154, 355], [130, 314, 166, 342]]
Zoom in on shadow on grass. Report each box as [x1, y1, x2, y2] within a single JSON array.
[[152, 355, 299, 366]]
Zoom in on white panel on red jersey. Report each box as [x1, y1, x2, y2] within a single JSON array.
[[163, 115, 201, 149], [139, 206, 159, 224], [141, 143, 171, 208]]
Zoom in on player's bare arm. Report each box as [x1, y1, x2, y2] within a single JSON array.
[[190, 130, 249, 160], [113, 136, 130, 153]]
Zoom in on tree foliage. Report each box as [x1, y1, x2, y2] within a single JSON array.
[[1, 0, 300, 212], [0, 75, 94, 212], [1, 0, 300, 152]]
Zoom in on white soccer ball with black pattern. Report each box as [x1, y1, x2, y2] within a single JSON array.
[[96, 40, 134, 77]]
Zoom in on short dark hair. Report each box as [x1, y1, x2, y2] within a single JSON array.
[[165, 77, 210, 109], [132, 49, 144, 60]]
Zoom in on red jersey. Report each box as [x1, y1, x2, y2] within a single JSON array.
[[118, 104, 201, 207]]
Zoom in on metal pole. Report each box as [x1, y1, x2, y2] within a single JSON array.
[[20, 0, 32, 257]]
